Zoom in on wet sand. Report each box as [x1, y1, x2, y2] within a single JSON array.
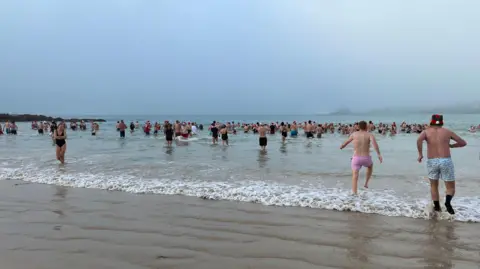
[[0, 180, 479, 269]]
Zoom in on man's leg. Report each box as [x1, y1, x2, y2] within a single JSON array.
[[427, 159, 441, 211], [365, 164, 373, 188], [444, 181, 455, 214], [429, 179, 440, 211], [352, 169, 360, 195], [442, 159, 456, 214]]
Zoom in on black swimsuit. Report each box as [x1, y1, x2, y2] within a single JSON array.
[[55, 130, 66, 147], [221, 133, 228, 141], [165, 129, 173, 141]]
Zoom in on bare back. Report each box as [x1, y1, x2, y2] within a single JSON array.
[[258, 127, 266, 137], [421, 127, 453, 159], [352, 131, 372, 156]]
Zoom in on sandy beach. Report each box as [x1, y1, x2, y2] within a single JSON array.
[[0, 180, 478, 269]]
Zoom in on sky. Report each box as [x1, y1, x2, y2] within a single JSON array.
[[1, 0, 479, 115]]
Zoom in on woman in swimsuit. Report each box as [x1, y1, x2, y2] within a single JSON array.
[[280, 122, 288, 143], [220, 125, 229, 146], [164, 123, 174, 146], [54, 123, 67, 164]]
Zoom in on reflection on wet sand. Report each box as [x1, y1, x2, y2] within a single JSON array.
[[346, 213, 374, 265], [1, 181, 480, 269], [423, 220, 456, 269], [51, 186, 68, 218]]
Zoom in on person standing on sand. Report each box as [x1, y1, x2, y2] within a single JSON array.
[[417, 114, 466, 215], [340, 121, 382, 195]]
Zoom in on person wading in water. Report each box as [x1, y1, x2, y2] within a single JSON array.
[[417, 114, 466, 215], [340, 121, 382, 195], [54, 123, 67, 164], [258, 124, 268, 150]]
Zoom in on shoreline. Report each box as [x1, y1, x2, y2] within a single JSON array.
[[1, 180, 480, 269]]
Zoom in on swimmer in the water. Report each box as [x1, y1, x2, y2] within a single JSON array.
[[258, 124, 268, 150], [118, 120, 127, 138], [305, 120, 314, 138], [129, 121, 135, 133], [316, 124, 323, 138], [340, 121, 382, 195], [164, 122, 174, 146], [417, 114, 466, 215], [210, 121, 219, 144], [174, 120, 181, 138], [280, 122, 288, 143], [269, 123, 276, 135], [220, 125, 229, 146], [54, 122, 67, 164], [38, 121, 44, 135], [290, 121, 298, 137]]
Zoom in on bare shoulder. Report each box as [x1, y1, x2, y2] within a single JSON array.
[[443, 127, 453, 133]]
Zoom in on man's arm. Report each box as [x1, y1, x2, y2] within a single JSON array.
[[340, 134, 354, 149], [370, 134, 381, 156], [449, 131, 467, 148], [417, 130, 426, 155]]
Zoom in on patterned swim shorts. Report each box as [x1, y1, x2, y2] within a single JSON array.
[[426, 158, 455, 181]]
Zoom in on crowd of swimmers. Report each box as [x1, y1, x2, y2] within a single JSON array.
[[0, 115, 470, 217]]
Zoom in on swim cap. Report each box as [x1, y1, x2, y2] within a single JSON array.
[[430, 114, 444, 126]]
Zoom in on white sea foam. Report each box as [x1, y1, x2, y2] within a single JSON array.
[[2, 165, 480, 222]]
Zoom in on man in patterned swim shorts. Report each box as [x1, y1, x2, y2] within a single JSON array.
[[417, 114, 467, 214]]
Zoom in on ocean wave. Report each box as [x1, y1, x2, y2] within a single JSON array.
[[1, 165, 479, 223]]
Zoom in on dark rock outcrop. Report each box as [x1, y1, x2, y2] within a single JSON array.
[[0, 114, 106, 122]]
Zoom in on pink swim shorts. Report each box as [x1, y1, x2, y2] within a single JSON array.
[[351, 155, 373, 171]]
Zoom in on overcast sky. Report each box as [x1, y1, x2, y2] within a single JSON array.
[[1, 0, 479, 115]]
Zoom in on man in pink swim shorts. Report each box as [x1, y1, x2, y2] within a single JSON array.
[[340, 121, 383, 194]]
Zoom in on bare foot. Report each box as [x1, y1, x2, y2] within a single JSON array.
[[364, 183, 369, 188]]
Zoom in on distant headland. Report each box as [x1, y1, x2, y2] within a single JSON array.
[[0, 113, 106, 122], [327, 108, 353, 115], [328, 102, 480, 115]]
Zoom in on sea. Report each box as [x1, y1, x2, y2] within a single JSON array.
[[1, 113, 479, 222]]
